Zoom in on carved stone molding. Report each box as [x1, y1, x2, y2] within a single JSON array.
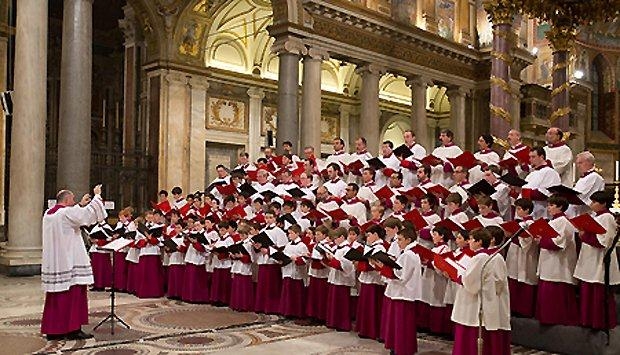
[[305, 46, 330, 61], [355, 63, 386, 77], [247, 87, 266, 100], [405, 75, 434, 89], [119, 4, 140, 46], [188, 76, 209, 90], [445, 86, 470, 98], [165, 71, 189, 85], [271, 35, 308, 56]]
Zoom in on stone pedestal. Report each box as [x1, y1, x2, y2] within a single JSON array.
[[56, 0, 93, 198], [0, 0, 48, 276]]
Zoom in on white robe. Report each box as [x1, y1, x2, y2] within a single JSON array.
[[569, 170, 605, 217], [430, 144, 463, 187], [544, 143, 574, 187], [521, 165, 561, 219], [42, 196, 107, 292], [573, 212, 620, 284], [451, 251, 511, 330]]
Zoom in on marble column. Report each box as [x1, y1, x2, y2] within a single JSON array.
[[57, 0, 93, 198], [339, 104, 351, 147], [160, 72, 190, 191], [0, 0, 9, 237], [485, 2, 514, 138], [247, 87, 265, 161], [510, 79, 522, 130], [119, 3, 141, 208], [446, 86, 468, 148], [272, 36, 305, 155], [356, 64, 385, 155], [546, 25, 573, 131], [188, 77, 208, 192], [301, 47, 328, 153], [0, 0, 48, 275], [406, 75, 432, 151]]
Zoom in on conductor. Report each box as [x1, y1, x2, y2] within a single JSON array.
[[41, 184, 107, 340]]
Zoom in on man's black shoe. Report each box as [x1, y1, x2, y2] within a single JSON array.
[[66, 330, 94, 340], [45, 333, 65, 341]]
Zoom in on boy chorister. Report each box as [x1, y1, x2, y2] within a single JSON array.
[[442, 229, 474, 324], [305, 225, 332, 323], [573, 191, 620, 329], [536, 195, 579, 326], [324, 227, 356, 331], [114, 208, 135, 292], [134, 214, 165, 298], [181, 220, 212, 303], [451, 228, 511, 355], [165, 223, 187, 299], [355, 224, 387, 339], [375, 227, 423, 355], [253, 210, 288, 314], [88, 223, 112, 291], [475, 195, 504, 227], [229, 224, 255, 312], [279, 224, 309, 318], [209, 221, 235, 306], [505, 198, 537, 317], [421, 226, 453, 335], [418, 194, 441, 249]]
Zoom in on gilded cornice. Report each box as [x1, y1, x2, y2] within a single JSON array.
[[303, 0, 480, 80]]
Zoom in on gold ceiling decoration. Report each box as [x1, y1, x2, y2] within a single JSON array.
[[516, 0, 619, 28]]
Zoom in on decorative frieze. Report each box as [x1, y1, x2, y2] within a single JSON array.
[[207, 98, 247, 133]]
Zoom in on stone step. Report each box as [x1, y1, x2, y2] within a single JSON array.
[[510, 297, 620, 355]]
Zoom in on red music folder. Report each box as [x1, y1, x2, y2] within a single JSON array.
[[427, 184, 451, 200], [528, 218, 560, 239], [447, 151, 478, 170], [374, 185, 395, 200], [403, 209, 429, 230], [420, 154, 443, 166], [461, 218, 484, 231], [433, 254, 466, 282], [569, 214, 606, 234]]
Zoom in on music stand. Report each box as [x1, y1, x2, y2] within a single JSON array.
[[93, 238, 132, 334]]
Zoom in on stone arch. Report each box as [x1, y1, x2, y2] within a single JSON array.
[[381, 114, 412, 147]]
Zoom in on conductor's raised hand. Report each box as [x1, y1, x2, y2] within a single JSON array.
[[79, 194, 91, 206], [93, 184, 102, 196]]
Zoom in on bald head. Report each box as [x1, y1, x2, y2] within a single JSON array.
[[546, 127, 562, 144], [56, 190, 75, 206], [507, 129, 521, 146]]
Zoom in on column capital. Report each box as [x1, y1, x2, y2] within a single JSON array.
[[338, 103, 352, 114], [165, 71, 189, 85], [355, 63, 386, 76], [247, 87, 265, 100], [483, 0, 517, 26], [405, 75, 433, 88], [271, 35, 307, 56], [445, 86, 470, 98], [188, 76, 209, 89], [119, 4, 140, 46], [305, 46, 329, 61]]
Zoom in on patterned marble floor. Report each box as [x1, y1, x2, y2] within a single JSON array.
[[0, 275, 555, 354]]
